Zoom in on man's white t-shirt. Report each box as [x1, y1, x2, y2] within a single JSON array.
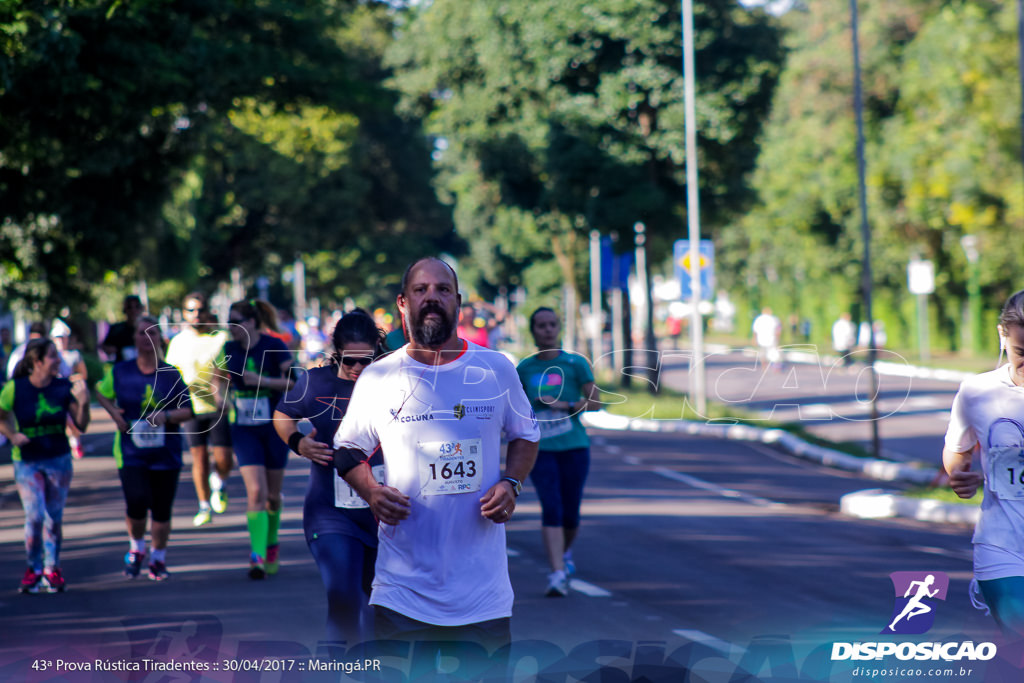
[[334, 342, 540, 626], [946, 365, 1024, 563]]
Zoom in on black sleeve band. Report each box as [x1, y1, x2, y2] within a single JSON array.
[[287, 431, 304, 454], [334, 447, 368, 478]]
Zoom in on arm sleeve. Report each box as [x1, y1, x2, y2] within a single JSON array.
[[500, 362, 540, 442], [572, 352, 595, 385], [332, 370, 379, 454], [0, 380, 14, 411], [944, 386, 978, 452], [276, 368, 310, 419], [97, 366, 116, 400]]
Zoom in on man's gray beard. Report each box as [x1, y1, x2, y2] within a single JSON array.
[[412, 315, 454, 347]]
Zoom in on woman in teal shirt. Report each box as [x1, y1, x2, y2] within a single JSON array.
[[516, 307, 599, 597]]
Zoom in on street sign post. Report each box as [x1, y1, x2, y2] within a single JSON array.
[[673, 239, 714, 300]]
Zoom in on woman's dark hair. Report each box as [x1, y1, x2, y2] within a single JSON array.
[[331, 309, 385, 365], [230, 299, 280, 333], [1000, 289, 1024, 330], [528, 307, 558, 334], [13, 338, 55, 379]]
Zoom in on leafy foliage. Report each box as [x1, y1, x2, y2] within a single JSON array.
[[388, 0, 784, 302]]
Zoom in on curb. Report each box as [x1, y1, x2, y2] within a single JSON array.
[[839, 488, 979, 525]]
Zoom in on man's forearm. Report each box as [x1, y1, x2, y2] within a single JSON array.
[[342, 462, 379, 501], [504, 438, 539, 482]]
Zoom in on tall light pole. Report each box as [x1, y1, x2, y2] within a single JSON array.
[[682, 0, 707, 415], [635, 222, 658, 392], [850, 0, 881, 459]]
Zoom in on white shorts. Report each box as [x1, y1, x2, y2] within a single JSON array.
[[974, 543, 1024, 581]]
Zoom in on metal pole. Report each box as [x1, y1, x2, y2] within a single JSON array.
[[850, 0, 881, 459], [635, 222, 658, 392], [961, 235, 982, 353], [1018, 0, 1024, 188], [563, 283, 577, 353], [917, 293, 931, 362], [589, 230, 603, 370], [682, 0, 707, 415]]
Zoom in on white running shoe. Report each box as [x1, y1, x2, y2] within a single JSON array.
[[545, 570, 569, 597]]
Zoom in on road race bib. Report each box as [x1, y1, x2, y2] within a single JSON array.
[[535, 408, 573, 440], [418, 438, 483, 495], [235, 396, 271, 426], [334, 465, 386, 509], [989, 446, 1024, 500], [129, 420, 166, 450]]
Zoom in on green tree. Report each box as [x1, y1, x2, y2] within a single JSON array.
[[388, 0, 783, 302]]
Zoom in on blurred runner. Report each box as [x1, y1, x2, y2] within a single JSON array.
[[102, 295, 145, 363], [457, 303, 490, 348], [516, 307, 599, 596], [96, 316, 193, 581], [273, 310, 385, 644], [0, 338, 90, 593], [166, 292, 234, 527], [300, 316, 328, 366], [222, 300, 295, 579], [50, 320, 87, 459]]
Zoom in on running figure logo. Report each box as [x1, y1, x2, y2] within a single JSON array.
[[35, 395, 62, 422], [883, 571, 949, 634]]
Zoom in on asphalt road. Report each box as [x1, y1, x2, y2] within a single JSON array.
[[0, 415, 1014, 682], [651, 346, 962, 465]]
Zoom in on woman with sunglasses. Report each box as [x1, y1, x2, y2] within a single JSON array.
[[0, 337, 91, 593], [273, 309, 385, 644], [166, 292, 234, 527], [96, 316, 193, 581], [222, 299, 296, 579]]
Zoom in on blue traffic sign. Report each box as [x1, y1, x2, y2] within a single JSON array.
[[674, 239, 714, 300]]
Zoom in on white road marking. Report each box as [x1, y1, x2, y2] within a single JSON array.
[[909, 545, 973, 562], [506, 547, 521, 558], [672, 629, 735, 655], [569, 579, 612, 597], [653, 467, 779, 508], [606, 445, 623, 455], [623, 455, 643, 465]]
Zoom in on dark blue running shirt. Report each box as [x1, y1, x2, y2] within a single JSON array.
[[277, 366, 380, 546]]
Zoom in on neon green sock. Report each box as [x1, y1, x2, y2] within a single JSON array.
[[267, 509, 281, 547], [246, 511, 268, 558]]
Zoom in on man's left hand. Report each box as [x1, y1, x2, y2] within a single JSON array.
[[480, 480, 516, 524]]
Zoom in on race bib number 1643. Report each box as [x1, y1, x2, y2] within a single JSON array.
[[418, 438, 483, 495]]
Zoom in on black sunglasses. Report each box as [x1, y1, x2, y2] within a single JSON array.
[[341, 356, 374, 367]]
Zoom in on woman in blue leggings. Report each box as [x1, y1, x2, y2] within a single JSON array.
[[273, 310, 384, 644], [516, 307, 599, 597]]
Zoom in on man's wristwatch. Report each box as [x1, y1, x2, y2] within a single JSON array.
[[501, 476, 522, 497]]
